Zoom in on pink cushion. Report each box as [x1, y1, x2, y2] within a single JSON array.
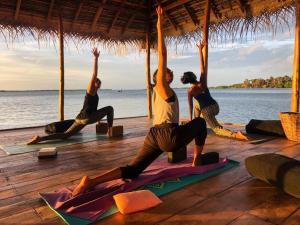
[[113, 190, 162, 214]]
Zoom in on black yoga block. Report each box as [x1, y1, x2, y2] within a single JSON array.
[[168, 146, 187, 163], [197, 152, 220, 165], [245, 153, 300, 198], [45, 119, 75, 134]]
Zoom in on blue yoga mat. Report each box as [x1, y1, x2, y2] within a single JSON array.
[[0, 132, 106, 155], [41, 160, 239, 225]]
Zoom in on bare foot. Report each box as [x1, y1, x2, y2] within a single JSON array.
[[192, 156, 201, 167], [27, 136, 41, 145], [72, 176, 92, 197], [235, 131, 249, 141]]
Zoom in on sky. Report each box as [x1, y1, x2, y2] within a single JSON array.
[[0, 29, 296, 90]]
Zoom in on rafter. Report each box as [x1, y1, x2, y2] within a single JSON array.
[[91, 0, 107, 31], [237, 0, 252, 18], [14, 0, 22, 20], [108, 0, 126, 34], [156, 0, 178, 31], [211, 0, 221, 20], [121, 1, 144, 35], [164, 11, 178, 31], [121, 14, 135, 34], [47, 0, 55, 22], [72, 0, 84, 28], [151, 0, 192, 16], [183, 3, 198, 26]]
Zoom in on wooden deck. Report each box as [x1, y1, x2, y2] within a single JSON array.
[[0, 117, 300, 225]]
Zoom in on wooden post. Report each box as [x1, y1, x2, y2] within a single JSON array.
[[201, 0, 211, 77], [58, 14, 65, 121], [146, 0, 152, 119], [291, 0, 300, 112]]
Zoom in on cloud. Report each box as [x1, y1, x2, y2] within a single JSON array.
[[0, 33, 296, 90]]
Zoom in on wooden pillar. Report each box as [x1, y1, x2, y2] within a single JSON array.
[[146, 0, 152, 119], [291, 0, 300, 112], [202, 0, 211, 76], [58, 14, 65, 121]]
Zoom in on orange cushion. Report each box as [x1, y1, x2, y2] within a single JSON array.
[[113, 190, 162, 214]]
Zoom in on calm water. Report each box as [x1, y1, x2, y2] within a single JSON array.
[[0, 89, 291, 130]]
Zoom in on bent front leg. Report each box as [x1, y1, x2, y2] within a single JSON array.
[[88, 106, 114, 127]]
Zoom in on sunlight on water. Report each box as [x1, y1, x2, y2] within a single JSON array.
[[0, 89, 291, 130]]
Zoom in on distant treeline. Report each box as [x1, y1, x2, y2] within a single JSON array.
[[213, 75, 292, 89]]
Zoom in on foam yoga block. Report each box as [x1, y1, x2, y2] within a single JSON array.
[[245, 153, 300, 198], [38, 147, 57, 159], [108, 126, 124, 137], [96, 122, 108, 134], [168, 146, 187, 163]]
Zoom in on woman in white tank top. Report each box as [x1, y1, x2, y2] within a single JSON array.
[[71, 6, 209, 197]]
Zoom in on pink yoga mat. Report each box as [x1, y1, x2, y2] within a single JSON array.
[[41, 154, 228, 221]]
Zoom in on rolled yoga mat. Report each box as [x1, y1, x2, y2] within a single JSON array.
[[245, 119, 285, 137], [245, 153, 300, 198]]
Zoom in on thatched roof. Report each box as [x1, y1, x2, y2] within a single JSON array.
[[0, 0, 296, 46]]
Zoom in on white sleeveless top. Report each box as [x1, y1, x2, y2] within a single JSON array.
[[152, 87, 179, 125]]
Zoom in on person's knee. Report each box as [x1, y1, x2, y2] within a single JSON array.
[[107, 106, 114, 113], [195, 117, 207, 129]]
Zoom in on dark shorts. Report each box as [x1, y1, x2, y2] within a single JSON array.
[[120, 117, 207, 179]]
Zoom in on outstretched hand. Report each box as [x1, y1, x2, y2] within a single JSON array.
[[92, 48, 100, 58], [196, 41, 204, 50], [156, 5, 163, 20]]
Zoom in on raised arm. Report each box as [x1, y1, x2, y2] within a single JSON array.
[[155, 6, 173, 100], [197, 42, 207, 88], [87, 48, 100, 95], [188, 90, 194, 120]]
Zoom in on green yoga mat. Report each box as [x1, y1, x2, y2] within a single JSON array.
[[207, 128, 276, 145], [0, 132, 107, 155], [42, 160, 239, 225]]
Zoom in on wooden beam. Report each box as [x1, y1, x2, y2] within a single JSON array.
[[165, 11, 178, 31], [237, 0, 252, 18], [151, 0, 192, 16], [47, 0, 55, 22], [156, 0, 178, 31], [72, 1, 84, 28], [183, 3, 199, 26], [108, 0, 126, 34], [91, 0, 107, 31], [146, 0, 152, 119], [14, 0, 22, 20], [121, 1, 144, 35], [58, 14, 64, 121], [291, 0, 300, 112], [121, 14, 135, 34], [202, 0, 211, 79], [211, 0, 221, 20]]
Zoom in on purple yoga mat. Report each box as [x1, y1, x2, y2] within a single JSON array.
[[40, 154, 228, 221]]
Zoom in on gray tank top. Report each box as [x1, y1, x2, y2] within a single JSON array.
[[152, 87, 179, 125]]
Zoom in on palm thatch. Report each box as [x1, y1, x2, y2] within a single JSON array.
[[0, 0, 296, 47]]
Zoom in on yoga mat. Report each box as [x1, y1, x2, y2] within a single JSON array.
[[207, 128, 277, 145], [0, 132, 107, 155], [41, 159, 239, 225]]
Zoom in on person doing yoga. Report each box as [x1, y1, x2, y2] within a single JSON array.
[[181, 42, 248, 140], [71, 6, 208, 197], [27, 48, 114, 145]]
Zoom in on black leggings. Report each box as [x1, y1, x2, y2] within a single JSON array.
[[38, 106, 114, 142], [120, 117, 207, 179]]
